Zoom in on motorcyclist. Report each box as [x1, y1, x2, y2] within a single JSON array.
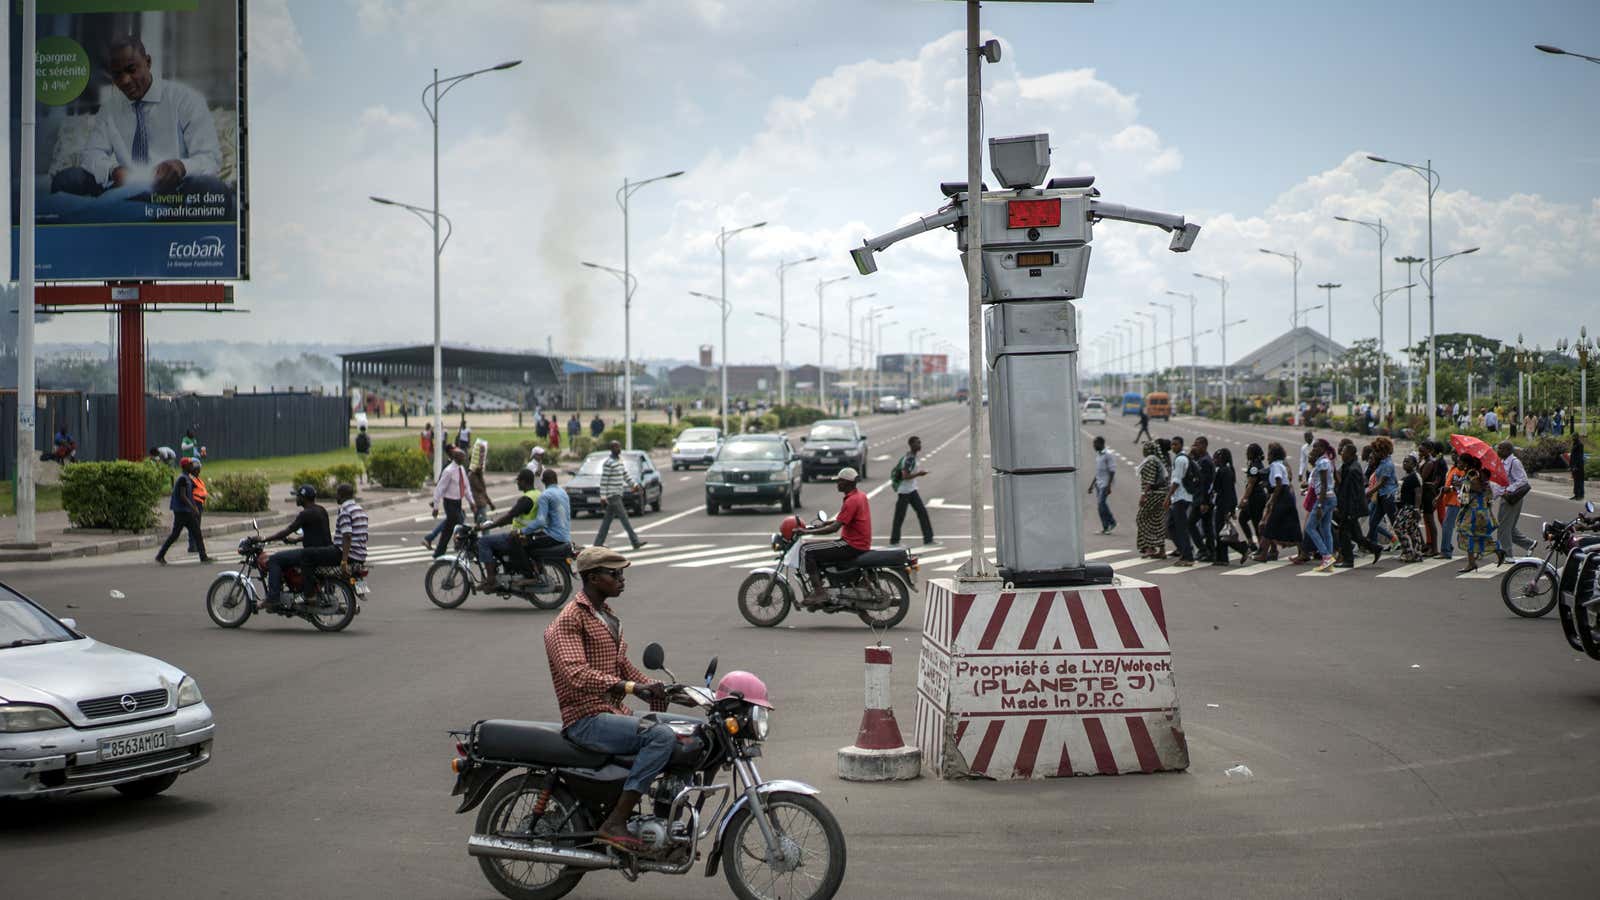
[[263, 484, 340, 608], [474, 468, 541, 589], [543, 547, 671, 852], [797, 466, 870, 606]]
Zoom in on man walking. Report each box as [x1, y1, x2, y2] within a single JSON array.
[[1133, 407, 1152, 445], [1167, 437, 1195, 565], [591, 413, 606, 438], [430, 447, 474, 558], [1492, 440, 1535, 561], [889, 436, 935, 547], [1087, 435, 1117, 534], [1186, 436, 1215, 560], [594, 441, 647, 550], [468, 436, 495, 525], [354, 424, 372, 483], [1296, 429, 1315, 489], [568, 413, 582, 445], [155, 458, 211, 564]]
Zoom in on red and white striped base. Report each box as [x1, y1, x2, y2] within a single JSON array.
[[915, 577, 1188, 780]]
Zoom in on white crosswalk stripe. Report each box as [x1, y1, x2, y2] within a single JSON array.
[[613, 543, 714, 561], [1221, 560, 1291, 576], [673, 548, 780, 568], [1085, 548, 1131, 560], [626, 545, 767, 567], [1146, 563, 1203, 574], [1110, 556, 1160, 572], [1456, 565, 1505, 579], [1376, 557, 1456, 578], [1299, 563, 1356, 577]]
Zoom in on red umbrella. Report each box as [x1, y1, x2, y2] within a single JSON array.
[[1449, 433, 1509, 486]]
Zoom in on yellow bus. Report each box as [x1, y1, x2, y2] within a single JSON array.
[[1146, 392, 1172, 421]]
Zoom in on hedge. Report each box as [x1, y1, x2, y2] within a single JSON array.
[[59, 460, 171, 531], [680, 414, 717, 428], [290, 468, 335, 498], [599, 423, 676, 449], [487, 445, 528, 472], [569, 435, 597, 460], [772, 405, 828, 428], [207, 472, 271, 513], [367, 446, 430, 489]]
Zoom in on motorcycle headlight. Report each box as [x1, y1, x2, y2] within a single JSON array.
[[748, 704, 770, 741], [0, 703, 70, 732], [176, 675, 204, 708]]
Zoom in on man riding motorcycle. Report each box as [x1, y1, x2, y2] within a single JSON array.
[[542, 546, 671, 852], [263, 484, 341, 608], [474, 468, 540, 589], [797, 466, 871, 606]]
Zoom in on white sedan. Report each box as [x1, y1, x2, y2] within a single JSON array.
[[1082, 400, 1107, 424], [0, 582, 215, 799]]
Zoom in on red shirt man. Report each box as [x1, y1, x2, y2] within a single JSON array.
[[798, 467, 872, 604]]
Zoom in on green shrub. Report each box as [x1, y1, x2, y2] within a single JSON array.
[[757, 413, 781, 432], [59, 460, 171, 530], [290, 468, 333, 497], [487, 445, 528, 472], [569, 435, 596, 460], [681, 414, 717, 428], [207, 472, 271, 512], [599, 423, 675, 449], [367, 446, 430, 489], [771, 405, 828, 428], [326, 463, 364, 491], [1518, 436, 1571, 473], [1586, 456, 1600, 480]]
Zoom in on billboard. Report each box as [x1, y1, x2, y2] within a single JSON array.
[[9, 0, 248, 281], [878, 353, 950, 375]]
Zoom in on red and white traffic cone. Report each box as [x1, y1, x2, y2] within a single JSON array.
[[837, 645, 921, 781]]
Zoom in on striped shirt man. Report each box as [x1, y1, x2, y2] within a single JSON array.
[[336, 498, 369, 564], [599, 454, 638, 499]]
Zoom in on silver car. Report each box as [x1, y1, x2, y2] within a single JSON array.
[[0, 581, 215, 799]]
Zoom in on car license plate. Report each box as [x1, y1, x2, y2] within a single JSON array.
[[354, 580, 371, 595], [734, 485, 758, 493], [98, 728, 174, 762], [820, 455, 837, 462]]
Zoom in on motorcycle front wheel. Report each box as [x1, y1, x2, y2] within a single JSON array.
[[474, 778, 590, 900], [737, 572, 793, 627], [856, 570, 911, 629], [1500, 560, 1557, 618], [425, 558, 472, 609], [526, 564, 573, 611], [722, 791, 847, 900], [309, 581, 358, 632], [205, 574, 253, 628]]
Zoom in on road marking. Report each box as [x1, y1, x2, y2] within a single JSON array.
[[673, 548, 779, 568], [626, 544, 766, 567], [913, 548, 978, 565], [1299, 564, 1356, 577], [1110, 556, 1160, 571], [618, 543, 713, 560], [1221, 560, 1291, 576], [926, 497, 971, 510], [1146, 563, 1203, 574], [678, 475, 692, 482], [872, 454, 892, 461], [1376, 557, 1456, 578], [1456, 566, 1505, 579], [635, 506, 702, 532], [1085, 548, 1130, 560]]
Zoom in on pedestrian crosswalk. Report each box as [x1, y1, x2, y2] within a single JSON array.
[[355, 539, 785, 571], [1089, 547, 1524, 582]]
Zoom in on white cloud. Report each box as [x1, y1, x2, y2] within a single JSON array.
[[249, 0, 310, 78], [357, 105, 420, 131]]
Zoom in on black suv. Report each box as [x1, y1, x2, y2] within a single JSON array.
[[704, 434, 803, 514], [799, 419, 868, 481]]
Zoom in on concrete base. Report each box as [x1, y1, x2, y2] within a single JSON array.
[[838, 745, 922, 782]]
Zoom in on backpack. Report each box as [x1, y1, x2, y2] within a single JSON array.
[[891, 453, 914, 491], [355, 433, 371, 453], [1180, 454, 1204, 497]]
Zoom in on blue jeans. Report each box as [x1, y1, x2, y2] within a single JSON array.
[[1095, 485, 1117, 531], [477, 532, 515, 567], [1440, 505, 1459, 557], [564, 713, 676, 794], [1308, 499, 1335, 558]]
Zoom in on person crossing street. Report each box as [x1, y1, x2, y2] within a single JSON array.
[[1088, 435, 1117, 535], [889, 436, 935, 547], [593, 441, 647, 550]]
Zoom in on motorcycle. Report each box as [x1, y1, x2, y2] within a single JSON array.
[[204, 523, 365, 632], [425, 524, 575, 610], [1557, 538, 1600, 660], [450, 643, 846, 900], [736, 511, 917, 629], [1500, 501, 1598, 618]]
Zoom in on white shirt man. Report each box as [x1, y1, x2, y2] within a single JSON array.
[[80, 77, 221, 189]]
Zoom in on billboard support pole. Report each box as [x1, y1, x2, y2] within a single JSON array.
[[15, 0, 38, 545], [117, 302, 146, 460]]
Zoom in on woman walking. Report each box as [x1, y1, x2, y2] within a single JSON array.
[[1239, 443, 1268, 556], [1211, 447, 1249, 566], [1438, 451, 1466, 560], [1303, 439, 1337, 571], [1394, 455, 1427, 562], [1255, 442, 1302, 561], [1366, 436, 1399, 564], [1455, 457, 1498, 573], [1135, 441, 1170, 559]]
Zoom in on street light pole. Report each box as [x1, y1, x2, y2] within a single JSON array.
[[863, 306, 893, 404], [1395, 255, 1425, 406], [1368, 155, 1443, 437], [1149, 301, 1176, 389], [1194, 273, 1229, 418], [1316, 282, 1341, 399], [615, 169, 684, 449], [816, 275, 850, 412], [1166, 290, 1200, 415], [690, 290, 732, 430], [775, 256, 818, 408], [711, 222, 767, 432], [1134, 311, 1156, 394], [1260, 248, 1303, 425], [1371, 284, 1416, 416], [844, 292, 877, 415], [1535, 43, 1600, 65]]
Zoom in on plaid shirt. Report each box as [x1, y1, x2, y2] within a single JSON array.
[[543, 591, 666, 728]]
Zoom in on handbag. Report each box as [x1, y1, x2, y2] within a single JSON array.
[[1505, 480, 1531, 503], [1219, 517, 1240, 545]]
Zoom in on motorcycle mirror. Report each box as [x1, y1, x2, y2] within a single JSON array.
[[704, 656, 719, 687], [59, 617, 77, 631], [250, 519, 259, 532], [1588, 501, 1596, 515], [642, 642, 666, 671], [816, 510, 831, 523]]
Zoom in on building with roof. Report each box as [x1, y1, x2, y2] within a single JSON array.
[[339, 345, 570, 416], [1231, 327, 1346, 381]]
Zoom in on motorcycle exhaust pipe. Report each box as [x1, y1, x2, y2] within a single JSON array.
[[467, 834, 614, 869]]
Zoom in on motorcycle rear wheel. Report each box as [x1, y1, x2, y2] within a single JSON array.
[[1576, 570, 1600, 661], [737, 572, 793, 627], [856, 570, 911, 629], [1500, 560, 1557, 618], [426, 558, 472, 609], [722, 791, 847, 900], [526, 564, 573, 611], [474, 778, 589, 900], [309, 581, 358, 632], [205, 574, 253, 628]]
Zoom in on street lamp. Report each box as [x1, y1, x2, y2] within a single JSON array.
[[1315, 282, 1341, 401], [711, 221, 767, 431], [1334, 214, 1389, 354], [862, 306, 893, 403], [1134, 311, 1157, 394], [1260, 247, 1304, 424], [1148, 300, 1176, 390], [814, 275, 850, 411], [613, 169, 684, 448], [1464, 340, 1479, 421], [1371, 284, 1416, 416], [396, 59, 522, 478], [1536, 44, 1600, 65], [370, 195, 457, 476], [1394, 255, 1425, 405], [1193, 273, 1230, 417], [1367, 154, 1445, 437], [690, 289, 732, 432], [1556, 328, 1593, 434], [775, 256, 818, 407], [844, 292, 877, 414], [1165, 291, 1202, 413], [1416, 245, 1480, 419]]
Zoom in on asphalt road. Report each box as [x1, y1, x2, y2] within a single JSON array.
[[4, 401, 1599, 899]]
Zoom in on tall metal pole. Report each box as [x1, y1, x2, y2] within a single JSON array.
[[622, 177, 632, 447], [431, 69, 443, 478], [15, 0, 38, 543], [1166, 291, 1198, 414], [1396, 255, 1424, 406], [957, 1, 992, 578], [721, 228, 730, 432], [1426, 161, 1436, 439], [814, 275, 848, 412], [1260, 249, 1302, 424], [775, 257, 816, 408], [1195, 274, 1229, 419]]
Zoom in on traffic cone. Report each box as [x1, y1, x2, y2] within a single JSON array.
[[837, 645, 921, 781]]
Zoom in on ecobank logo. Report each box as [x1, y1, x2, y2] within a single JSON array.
[[169, 236, 226, 260]]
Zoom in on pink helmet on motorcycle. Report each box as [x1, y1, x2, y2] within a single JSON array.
[[779, 514, 805, 543], [715, 670, 773, 709]]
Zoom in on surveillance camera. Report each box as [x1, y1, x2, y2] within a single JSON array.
[[1169, 223, 1201, 253], [981, 40, 1002, 64], [851, 245, 879, 276]]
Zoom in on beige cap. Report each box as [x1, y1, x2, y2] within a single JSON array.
[[835, 466, 860, 482], [574, 546, 631, 573]]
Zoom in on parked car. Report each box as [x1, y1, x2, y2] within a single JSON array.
[[565, 450, 663, 517], [1082, 398, 1107, 424], [905, 398, 922, 410], [670, 426, 722, 470], [0, 581, 216, 799], [705, 434, 803, 514], [876, 395, 904, 414], [800, 419, 868, 481]]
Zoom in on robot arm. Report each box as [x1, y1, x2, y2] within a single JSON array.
[[850, 206, 963, 275], [1088, 201, 1201, 252]]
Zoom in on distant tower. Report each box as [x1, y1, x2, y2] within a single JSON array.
[[699, 344, 714, 367]]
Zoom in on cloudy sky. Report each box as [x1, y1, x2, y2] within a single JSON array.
[[6, 0, 1598, 372]]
